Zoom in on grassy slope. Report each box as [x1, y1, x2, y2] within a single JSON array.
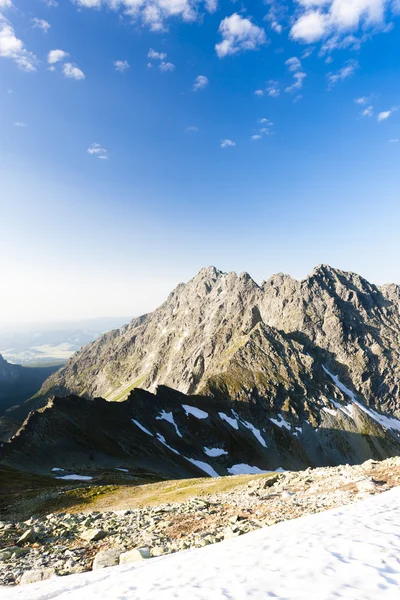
[[0, 465, 272, 521]]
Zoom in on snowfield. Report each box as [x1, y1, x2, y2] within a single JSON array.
[[3, 487, 400, 599]]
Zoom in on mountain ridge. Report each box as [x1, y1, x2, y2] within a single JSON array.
[[23, 264, 400, 416]]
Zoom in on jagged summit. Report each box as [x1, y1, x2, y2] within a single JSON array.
[[7, 264, 400, 433]]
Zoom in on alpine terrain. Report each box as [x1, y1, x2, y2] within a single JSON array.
[[1, 265, 400, 480]]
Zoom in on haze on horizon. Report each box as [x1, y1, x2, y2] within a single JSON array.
[[1, 0, 400, 323]]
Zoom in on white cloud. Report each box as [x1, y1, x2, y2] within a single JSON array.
[[114, 59, 129, 72], [291, 10, 328, 43], [378, 109, 393, 121], [251, 134, 262, 140], [388, 138, 399, 142], [285, 56, 302, 72], [0, 16, 37, 72], [264, 0, 288, 34], [254, 89, 264, 96], [148, 48, 167, 61], [63, 62, 85, 80], [159, 61, 175, 72], [186, 125, 199, 131], [45, 0, 58, 6], [32, 18, 51, 32], [355, 96, 368, 104], [0, 0, 13, 8], [362, 106, 373, 117], [73, 0, 216, 32], [14, 121, 26, 127], [193, 75, 208, 91], [220, 138, 235, 148], [215, 13, 267, 58], [327, 60, 358, 88], [87, 142, 108, 159], [285, 71, 307, 93], [48, 49, 69, 64], [266, 80, 280, 97], [290, 0, 398, 50]]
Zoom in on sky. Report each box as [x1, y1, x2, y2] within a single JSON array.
[[1, 0, 400, 323]]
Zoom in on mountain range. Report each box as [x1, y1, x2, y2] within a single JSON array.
[[2, 265, 400, 479]]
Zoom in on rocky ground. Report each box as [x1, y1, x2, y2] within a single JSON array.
[[1, 456, 400, 587]]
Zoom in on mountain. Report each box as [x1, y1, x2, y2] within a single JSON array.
[[0, 354, 60, 417], [2, 264, 400, 475], [2, 384, 400, 479], [0, 317, 131, 366], [29, 265, 400, 416]]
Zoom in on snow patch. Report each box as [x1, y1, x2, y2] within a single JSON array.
[[156, 410, 182, 437], [323, 366, 400, 432], [55, 474, 93, 481], [227, 464, 269, 475], [322, 407, 337, 417], [182, 405, 208, 419], [242, 420, 267, 447], [270, 414, 291, 431], [218, 412, 239, 430], [203, 447, 228, 457], [115, 468, 129, 473], [156, 433, 180, 455], [52, 468, 64, 472], [185, 457, 219, 478], [132, 419, 153, 436]]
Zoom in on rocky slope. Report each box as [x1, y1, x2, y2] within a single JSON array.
[[1, 456, 399, 586], [2, 378, 400, 481], [23, 265, 400, 421]]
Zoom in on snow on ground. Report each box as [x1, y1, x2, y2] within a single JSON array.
[[51, 468, 64, 472], [182, 405, 209, 419], [5, 487, 400, 599], [115, 468, 129, 473], [131, 419, 153, 436], [323, 365, 400, 432], [54, 475, 93, 481], [184, 458, 219, 478], [227, 464, 268, 475], [155, 433, 180, 455], [270, 414, 291, 431], [242, 420, 267, 447], [218, 411, 239, 430], [203, 447, 228, 457], [156, 410, 182, 437]]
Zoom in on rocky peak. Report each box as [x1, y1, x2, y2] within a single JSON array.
[[13, 264, 400, 426]]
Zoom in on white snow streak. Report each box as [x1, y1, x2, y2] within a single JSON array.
[[55, 474, 93, 481], [218, 412, 239, 430], [132, 419, 153, 436], [184, 458, 219, 478], [203, 447, 228, 457], [156, 433, 180, 455], [270, 414, 291, 431], [242, 420, 267, 447], [182, 405, 209, 419], [323, 366, 400, 432], [156, 410, 182, 437]]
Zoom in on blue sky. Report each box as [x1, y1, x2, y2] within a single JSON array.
[[1, 0, 400, 322]]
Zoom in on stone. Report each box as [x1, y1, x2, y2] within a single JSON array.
[[17, 529, 36, 545], [80, 528, 106, 542], [92, 550, 122, 570], [20, 568, 56, 585], [119, 547, 151, 564]]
